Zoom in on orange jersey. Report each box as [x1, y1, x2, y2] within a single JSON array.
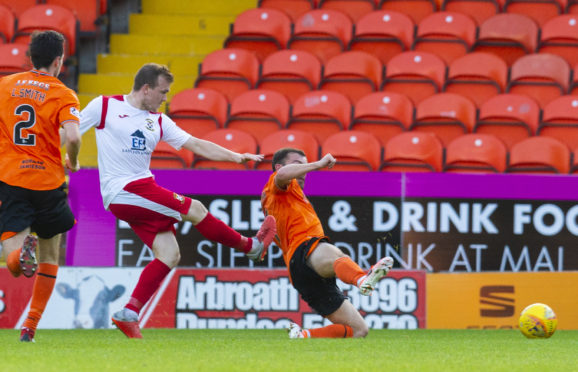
[[261, 172, 325, 268], [0, 70, 80, 190]]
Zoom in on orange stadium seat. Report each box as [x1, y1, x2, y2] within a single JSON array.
[[472, 13, 538, 66], [194, 129, 259, 170], [0, 4, 15, 43], [572, 64, 578, 95], [570, 0, 578, 14], [444, 133, 507, 173], [443, 52, 508, 106], [258, 0, 315, 22], [0, 43, 32, 75], [378, 0, 437, 23], [257, 129, 320, 169], [320, 51, 384, 104], [322, 130, 382, 171], [194, 48, 260, 101], [506, 53, 570, 107], [410, 92, 476, 146], [502, 0, 566, 26], [350, 91, 413, 146], [440, 0, 501, 25], [288, 9, 353, 64], [225, 89, 290, 143], [475, 94, 540, 149], [45, 0, 102, 34], [0, 0, 38, 16], [256, 49, 322, 104], [538, 15, 578, 68], [381, 131, 443, 172], [151, 141, 193, 169], [287, 90, 352, 144], [381, 51, 446, 105], [507, 136, 570, 174], [538, 95, 578, 150], [348, 10, 414, 64], [318, 0, 377, 22], [168, 88, 228, 139], [224, 8, 292, 62], [412, 11, 476, 65]]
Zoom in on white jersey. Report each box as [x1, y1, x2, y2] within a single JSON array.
[[80, 95, 191, 208]]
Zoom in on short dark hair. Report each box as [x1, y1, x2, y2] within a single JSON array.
[[133, 63, 174, 91], [271, 148, 306, 171], [28, 30, 64, 69]]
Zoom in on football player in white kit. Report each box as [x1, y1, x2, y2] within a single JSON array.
[[79, 63, 276, 338]]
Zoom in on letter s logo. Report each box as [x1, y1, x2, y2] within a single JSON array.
[[480, 285, 515, 317]]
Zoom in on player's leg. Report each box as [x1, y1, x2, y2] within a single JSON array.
[[3, 229, 37, 278], [290, 299, 368, 338]]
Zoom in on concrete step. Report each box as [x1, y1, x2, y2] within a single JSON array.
[[97, 54, 204, 75], [129, 14, 234, 36], [141, 0, 256, 15], [109, 34, 224, 55], [78, 73, 196, 99]]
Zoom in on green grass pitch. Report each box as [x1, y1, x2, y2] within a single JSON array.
[[1, 329, 577, 371]]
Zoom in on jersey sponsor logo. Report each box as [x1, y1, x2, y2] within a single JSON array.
[[118, 114, 129, 118], [145, 119, 155, 132], [130, 130, 146, 151], [173, 193, 185, 204], [70, 107, 80, 118]]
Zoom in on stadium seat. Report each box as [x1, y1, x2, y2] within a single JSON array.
[[475, 94, 540, 149], [168, 88, 228, 139], [571, 148, 578, 174], [0, 0, 38, 17], [194, 129, 259, 170], [570, 0, 578, 14], [319, 51, 384, 104], [502, 0, 566, 26], [538, 15, 578, 68], [0, 43, 32, 75], [411, 11, 476, 65], [572, 64, 578, 95], [537, 95, 578, 150], [0, 4, 15, 43], [444, 133, 507, 173], [45, 0, 102, 34], [440, 0, 501, 25], [350, 91, 414, 146], [256, 49, 322, 104], [443, 52, 508, 106], [378, 0, 437, 23], [257, 129, 320, 170], [288, 9, 353, 64], [151, 141, 193, 169], [381, 51, 446, 105], [194, 48, 260, 101], [321, 130, 382, 171], [410, 92, 477, 146], [224, 89, 290, 143], [472, 13, 538, 66], [258, 0, 315, 22], [507, 136, 570, 174], [287, 90, 352, 144], [224, 8, 292, 62], [381, 131, 443, 172], [318, 0, 377, 22], [348, 10, 414, 64], [506, 53, 570, 107]]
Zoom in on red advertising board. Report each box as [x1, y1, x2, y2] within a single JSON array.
[[0, 270, 34, 328]]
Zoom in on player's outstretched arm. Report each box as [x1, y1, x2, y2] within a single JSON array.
[[275, 153, 336, 186], [182, 136, 264, 164]]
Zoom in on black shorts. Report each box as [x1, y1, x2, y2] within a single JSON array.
[[289, 237, 347, 317], [0, 181, 75, 240]]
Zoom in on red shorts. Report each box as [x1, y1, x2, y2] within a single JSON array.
[[108, 177, 192, 247]]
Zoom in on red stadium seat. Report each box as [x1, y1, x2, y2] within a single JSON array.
[[0, 0, 38, 16], [257, 49, 322, 104], [411, 92, 477, 146], [443, 52, 508, 106], [257, 130, 320, 170], [572, 64, 578, 95], [318, 0, 377, 22], [0, 43, 32, 75], [45, 0, 102, 34], [151, 141, 193, 169], [348, 10, 414, 64], [507, 136, 570, 174], [0, 4, 15, 43], [224, 8, 292, 62], [506, 53, 570, 107], [320, 51, 384, 104], [322, 130, 382, 171], [412, 11, 477, 65], [378, 0, 437, 23], [538, 15, 578, 68], [444, 133, 507, 173], [538, 95, 578, 150], [441, 0, 501, 25], [288, 9, 353, 64], [351, 91, 414, 146], [472, 13, 538, 66], [570, 0, 578, 14], [194, 129, 259, 170], [381, 51, 446, 105], [194, 48, 260, 101], [225, 89, 290, 143], [168, 88, 228, 139], [258, 0, 315, 22], [288, 90, 352, 144], [475, 94, 540, 149], [381, 131, 443, 172], [502, 0, 566, 26]]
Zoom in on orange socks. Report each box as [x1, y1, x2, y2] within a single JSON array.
[[333, 256, 366, 287], [22, 263, 58, 331], [6, 248, 22, 277], [306, 324, 353, 338]]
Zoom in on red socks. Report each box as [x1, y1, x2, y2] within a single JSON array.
[[125, 259, 171, 314], [195, 213, 252, 253]]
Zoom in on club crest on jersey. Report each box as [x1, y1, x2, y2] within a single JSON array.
[[130, 130, 146, 151], [145, 118, 155, 132], [173, 193, 185, 204], [70, 107, 80, 118]]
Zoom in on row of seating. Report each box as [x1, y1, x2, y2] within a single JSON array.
[[224, 8, 578, 67], [151, 129, 576, 174], [259, 0, 578, 25]]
